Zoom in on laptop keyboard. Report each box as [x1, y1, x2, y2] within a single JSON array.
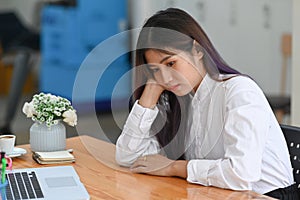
[[5, 171, 44, 200]]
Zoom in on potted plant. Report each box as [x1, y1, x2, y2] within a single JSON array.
[[22, 92, 77, 152]]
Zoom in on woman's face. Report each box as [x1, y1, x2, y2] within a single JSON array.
[[145, 49, 205, 96]]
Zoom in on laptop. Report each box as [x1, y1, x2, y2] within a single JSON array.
[[2, 166, 90, 200]]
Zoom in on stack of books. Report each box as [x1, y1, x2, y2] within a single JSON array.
[[32, 150, 75, 164]]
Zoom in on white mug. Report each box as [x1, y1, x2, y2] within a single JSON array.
[[0, 135, 16, 155]]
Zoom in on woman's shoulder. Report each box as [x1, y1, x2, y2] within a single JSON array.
[[219, 74, 271, 111], [222, 75, 258, 88], [220, 74, 264, 95]]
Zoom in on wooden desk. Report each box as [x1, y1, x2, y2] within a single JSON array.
[[14, 136, 275, 200]]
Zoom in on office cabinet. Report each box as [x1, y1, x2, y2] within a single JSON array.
[[41, 5, 89, 67], [77, 0, 128, 49], [41, 6, 69, 65], [40, 1, 131, 111]]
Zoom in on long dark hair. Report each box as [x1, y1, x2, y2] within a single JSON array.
[[132, 8, 241, 159]]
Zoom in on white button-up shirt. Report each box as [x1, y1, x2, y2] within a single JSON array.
[[115, 74, 294, 194]]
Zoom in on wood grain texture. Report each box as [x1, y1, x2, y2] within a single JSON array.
[[13, 135, 275, 200]]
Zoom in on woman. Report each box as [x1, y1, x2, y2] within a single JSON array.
[[115, 8, 298, 199]]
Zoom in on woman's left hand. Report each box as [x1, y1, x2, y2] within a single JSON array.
[[130, 154, 174, 176]]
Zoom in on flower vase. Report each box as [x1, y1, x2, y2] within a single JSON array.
[[30, 121, 66, 152]]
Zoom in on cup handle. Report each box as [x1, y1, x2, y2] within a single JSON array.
[[4, 156, 12, 170]]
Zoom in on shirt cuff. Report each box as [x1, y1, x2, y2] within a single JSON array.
[[126, 100, 159, 134], [187, 160, 213, 186]]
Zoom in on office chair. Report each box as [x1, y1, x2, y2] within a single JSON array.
[[266, 34, 292, 123], [280, 124, 300, 193], [0, 12, 39, 134]]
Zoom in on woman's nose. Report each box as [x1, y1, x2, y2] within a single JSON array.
[[160, 68, 173, 84]]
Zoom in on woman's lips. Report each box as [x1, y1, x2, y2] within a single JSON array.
[[168, 84, 180, 91]]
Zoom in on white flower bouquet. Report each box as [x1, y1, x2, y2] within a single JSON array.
[[22, 92, 77, 127]]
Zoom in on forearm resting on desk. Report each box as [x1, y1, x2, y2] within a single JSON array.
[[131, 154, 188, 178], [170, 160, 188, 178]]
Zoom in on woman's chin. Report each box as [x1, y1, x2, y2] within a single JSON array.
[[171, 87, 192, 96]]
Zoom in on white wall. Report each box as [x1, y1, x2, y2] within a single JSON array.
[[3, 0, 293, 96], [129, 0, 292, 95], [4, 0, 295, 117], [291, 0, 300, 126]]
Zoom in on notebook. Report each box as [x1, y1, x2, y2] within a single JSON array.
[[2, 166, 90, 200], [32, 151, 76, 164]]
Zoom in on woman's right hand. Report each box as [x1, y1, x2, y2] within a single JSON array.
[[138, 79, 165, 109]]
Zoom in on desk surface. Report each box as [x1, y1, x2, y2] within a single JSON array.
[[14, 136, 274, 200]]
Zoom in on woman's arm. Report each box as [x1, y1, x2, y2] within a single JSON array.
[[170, 160, 188, 178], [115, 101, 160, 167], [130, 154, 188, 178], [139, 79, 165, 108], [115, 80, 165, 167]]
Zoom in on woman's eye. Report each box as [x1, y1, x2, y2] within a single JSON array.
[[166, 61, 175, 67]]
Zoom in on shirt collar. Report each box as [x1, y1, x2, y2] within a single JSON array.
[[193, 73, 218, 102]]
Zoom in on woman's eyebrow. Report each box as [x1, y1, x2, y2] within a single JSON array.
[[146, 55, 174, 67], [159, 55, 173, 64]]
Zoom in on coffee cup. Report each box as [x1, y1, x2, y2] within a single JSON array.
[[0, 135, 16, 155]]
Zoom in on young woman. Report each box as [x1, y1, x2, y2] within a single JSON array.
[[115, 8, 298, 199]]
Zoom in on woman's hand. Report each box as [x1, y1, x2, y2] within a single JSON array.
[[138, 79, 164, 109], [130, 154, 188, 178], [130, 154, 173, 176]]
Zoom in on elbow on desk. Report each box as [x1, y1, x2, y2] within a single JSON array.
[[115, 150, 134, 168]]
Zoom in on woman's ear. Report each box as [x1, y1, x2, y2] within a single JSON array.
[[192, 40, 204, 59]]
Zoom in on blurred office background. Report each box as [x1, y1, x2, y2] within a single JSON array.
[[0, 0, 299, 145]]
